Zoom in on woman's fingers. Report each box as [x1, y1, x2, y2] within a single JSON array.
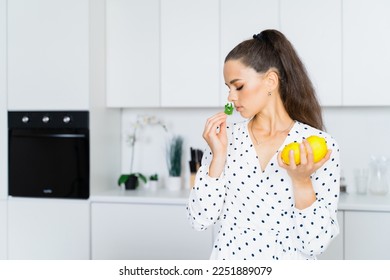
[[203, 112, 227, 140], [288, 149, 297, 169], [279, 141, 331, 179], [301, 140, 314, 166], [314, 149, 332, 168]]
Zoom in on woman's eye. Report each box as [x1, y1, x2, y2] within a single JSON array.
[[236, 85, 243, 91]]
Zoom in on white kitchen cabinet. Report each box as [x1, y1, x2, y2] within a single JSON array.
[[8, 198, 90, 260], [0, 0, 6, 199], [91, 202, 213, 259], [317, 210, 344, 260], [220, 0, 280, 105], [0, 200, 6, 259], [343, 0, 390, 106], [345, 210, 390, 259], [106, 0, 160, 107], [7, 0, 89, 110], [280, 0, 342, 106], [161, 0, 220, 107]]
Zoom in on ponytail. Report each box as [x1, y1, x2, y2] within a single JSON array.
[[225, 29, 324, 131]]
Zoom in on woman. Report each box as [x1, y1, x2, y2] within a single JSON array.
[[186, 29, 340, 260]]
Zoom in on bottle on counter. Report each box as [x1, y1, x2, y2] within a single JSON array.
[[368, 156, 389, 195], [340, 169, 347, 193]]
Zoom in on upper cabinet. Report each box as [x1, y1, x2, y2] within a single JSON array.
[[160, 0, 219, 107], [7, 0, 89, 111], [280, 0, 342, 106], [106, 0, 390, 108], [106, 0, 160, 107], [343, 0, 390, 106], [220, 0, 280, 105], [106, 0, 220, 108]]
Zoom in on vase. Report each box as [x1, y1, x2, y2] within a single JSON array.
[[145, 180, 158, 191], [166, 176, 182, 191], [125, 174, 138, 190]]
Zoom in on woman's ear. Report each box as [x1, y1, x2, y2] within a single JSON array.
[[265, 70, 279, 92]]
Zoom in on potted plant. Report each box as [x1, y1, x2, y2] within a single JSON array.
[[118, 173, 147, 190], [145, 173, 159, 191], [118, 115, 167, 190], [166, 135, 183, 191]]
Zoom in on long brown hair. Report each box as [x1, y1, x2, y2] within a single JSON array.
[[225, 29, 324, 131]]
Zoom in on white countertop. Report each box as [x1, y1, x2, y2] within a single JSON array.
[[91, 188, 390, 212], [338, 192, 390, 211], [90, 188, 191, 205]]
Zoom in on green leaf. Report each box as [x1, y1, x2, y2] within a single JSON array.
[[136, 173, 148, 184], [224, 103, 234, 115], [167, 136, 183, 177], [117, 174, 129, 186]]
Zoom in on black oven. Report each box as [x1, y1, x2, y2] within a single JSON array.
[[8, 111, 89, 199]]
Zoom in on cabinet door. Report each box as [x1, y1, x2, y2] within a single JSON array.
[[317, 210, 344, 260], [345, 211, 390, 259], [280, 0, 342, 106], [106, 0, 160, 107], [220, 0, 279, 105], [7, 0, 89, 110], [0, 200, 6, 260], [161, 0, 219, 107], [343, 0, 390, 106], [8, 199, 90, 260], [91, 202, 213, 259], [0, 0, 6, 199]]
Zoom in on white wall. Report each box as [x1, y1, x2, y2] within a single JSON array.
[[89, 0, 121, 194], [323, 107, 390, 192], [121, 107, 390, 193], [0, 0, 7, 199]]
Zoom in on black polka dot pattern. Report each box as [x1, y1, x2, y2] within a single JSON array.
[[186, 120, 340, 260]]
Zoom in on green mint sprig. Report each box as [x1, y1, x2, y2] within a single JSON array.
[[224, 103, 234, 115]]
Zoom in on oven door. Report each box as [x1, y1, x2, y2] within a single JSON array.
[[9, 128, 89, 199]]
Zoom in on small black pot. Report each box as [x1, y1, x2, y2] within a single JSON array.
[[125, 174, 138, 190]]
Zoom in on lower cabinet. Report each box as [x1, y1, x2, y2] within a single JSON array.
[[344, 211, 390, 260], [7, 198, 90, 259], [91, 202, 213, 260], [317, 210, 344, 260], [0, 200, 6, 259]]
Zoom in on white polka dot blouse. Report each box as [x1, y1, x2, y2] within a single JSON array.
[[186, 120, 340, 260]]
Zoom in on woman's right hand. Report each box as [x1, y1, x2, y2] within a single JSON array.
[[202, 112, 228, 177]]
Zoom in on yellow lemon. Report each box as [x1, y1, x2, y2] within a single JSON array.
[[281, 142, 301, 165], [306, 135, 327, 163]]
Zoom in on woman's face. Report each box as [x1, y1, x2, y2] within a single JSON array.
[[223, 59, 269, 119]]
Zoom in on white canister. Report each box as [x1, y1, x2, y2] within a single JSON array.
[[166, 176, 182, 191]]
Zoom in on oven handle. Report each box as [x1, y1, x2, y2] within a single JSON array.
[[12, 132, 87, 138]]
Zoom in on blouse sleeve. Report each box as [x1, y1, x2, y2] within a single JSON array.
[[186, 148, 227, 231], [290, 136, 341, 257]]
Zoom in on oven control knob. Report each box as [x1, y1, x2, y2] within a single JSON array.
[[21, 116, 29, 123], [42, 116, 50, 123], [63, 116, 71, 124]]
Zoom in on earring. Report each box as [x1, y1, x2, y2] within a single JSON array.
[[268, 91, 272, 96]]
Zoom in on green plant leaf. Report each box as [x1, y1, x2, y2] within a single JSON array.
[[135, 173, 147, 184], [117, 174, 129, 186], [167, 136, 183, 177], [224, 102, 234, 115]]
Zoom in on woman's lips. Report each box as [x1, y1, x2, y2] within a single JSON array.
[[235, 105, 243, 111]]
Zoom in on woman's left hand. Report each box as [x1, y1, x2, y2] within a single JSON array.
[[277, 139, 332, 185]]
